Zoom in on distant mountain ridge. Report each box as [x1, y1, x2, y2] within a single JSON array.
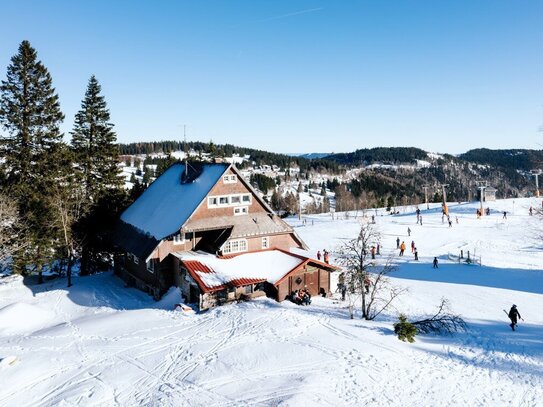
[[119, 141, 539, 200], [459, 148, 543, 171], [287, 153, 331, 160]]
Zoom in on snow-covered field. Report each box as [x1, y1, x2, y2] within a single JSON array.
[[1, 198, 543, 406]]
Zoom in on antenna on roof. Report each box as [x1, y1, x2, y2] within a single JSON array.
[[184, 124, 188, 177], [180, 125, 201, 183]]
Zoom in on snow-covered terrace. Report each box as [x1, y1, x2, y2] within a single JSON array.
[[172, 249, 334, 292]]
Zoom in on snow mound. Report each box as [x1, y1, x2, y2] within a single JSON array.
[[0, 303, 55, 335]]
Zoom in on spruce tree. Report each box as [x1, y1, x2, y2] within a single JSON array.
[[71, 76, 125, 275], [71, 75, 122, 201], [0, 41, 66, 280], [0, 40, 65, 193]]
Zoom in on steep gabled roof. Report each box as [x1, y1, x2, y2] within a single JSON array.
[[120, 163, 229, 240]]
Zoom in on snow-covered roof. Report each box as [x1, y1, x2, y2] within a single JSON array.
[[172, 249, 337, 292], [120, 163, 229, 239]]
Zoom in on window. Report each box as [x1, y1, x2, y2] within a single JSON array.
[[147, 259, 155, 273], [208, 194, 251, 209], [244, 284, 253, 294], [173, 233, 185, 245], [262, 236, 269, 249], [127, 253, 139, 265], [234, 206, 248, 216], [223, 175, 237, 183], [222, 239, 248, 254]]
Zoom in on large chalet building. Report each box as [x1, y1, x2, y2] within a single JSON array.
[[113, 162, 337, 310]]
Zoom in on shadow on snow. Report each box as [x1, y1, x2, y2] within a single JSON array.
[[392, 261, 543, 295]]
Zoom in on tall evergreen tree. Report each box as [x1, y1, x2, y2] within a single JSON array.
[[0, 40, 65, 193], [71, 75, 122, 201], [0, 41, 66, 280], [71, 76, 125, 275]]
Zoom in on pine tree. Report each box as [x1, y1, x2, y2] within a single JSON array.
[[71, 75, 122, 201], [0, 40, 65, 193], [0, 41, 66, 280], [71, 76, 125, 276]]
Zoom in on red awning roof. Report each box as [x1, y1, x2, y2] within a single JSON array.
[[173, 249, 339, 294]]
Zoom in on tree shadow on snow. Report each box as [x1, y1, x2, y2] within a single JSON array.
[[393, 262, 543, 295], [416, 319, 543, 377], [21, 272, 159, 311]]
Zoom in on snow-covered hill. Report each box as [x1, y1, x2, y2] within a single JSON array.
[[1, 198, 542, 406]]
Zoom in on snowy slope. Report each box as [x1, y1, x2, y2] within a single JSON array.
[[0, 198, 542, 406]]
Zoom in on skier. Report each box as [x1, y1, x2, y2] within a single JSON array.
[[411, 240, 415, 253], [363, 275, 371, 294], [399, 241, 406, 256], [396, 237, 400, 249], [448, 219, 452, 227], [507, 304, 523, 331], [341, 284, 347, 301], [503, 211, 507, 220], [370, 246, 376, 260], [529, 207, 533, 216], [433, 257, 439, 268], [419, 215, 423, 226], [455, 216, 459, 224], [414, 248, 418, 261], [317, 250, 321, 261], [376, 243, 380, 255], [323, 250, 330, 264], [407, 227, 411, 237]]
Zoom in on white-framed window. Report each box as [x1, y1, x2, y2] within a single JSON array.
[[207, 194, 252, 208], [173, 233, 185, 245], [222, 239, 248, 254], [262, 236, 270, 249], [223, 175, 237, 183], [146, 259, 156, 273], [234, 206, 248, 216]]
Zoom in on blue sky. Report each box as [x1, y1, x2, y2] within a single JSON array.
[[1, 1, 542, 154]]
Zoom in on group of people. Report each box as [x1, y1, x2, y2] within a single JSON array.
[[316, 249, 330, 264], [336, 273, 372, 301], [289, 288, 312, 306]]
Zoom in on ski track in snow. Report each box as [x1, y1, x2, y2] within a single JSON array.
[[0, 198, 543, 406]]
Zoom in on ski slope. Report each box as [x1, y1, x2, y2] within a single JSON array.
[[1, 198, 542, 406]]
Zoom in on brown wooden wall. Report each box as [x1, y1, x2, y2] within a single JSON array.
[[190, 168, 268, 221], [275, 265, 332, 300]]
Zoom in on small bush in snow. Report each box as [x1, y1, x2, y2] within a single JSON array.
[[394, 314, 418, 343]]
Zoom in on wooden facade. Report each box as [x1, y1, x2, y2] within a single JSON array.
[[114, 163, 335, 307]]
